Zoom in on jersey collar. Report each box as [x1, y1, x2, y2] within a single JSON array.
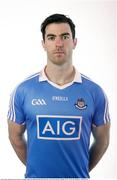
[[39, 67, 82, 84]]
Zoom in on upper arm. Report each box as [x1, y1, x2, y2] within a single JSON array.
[[8, 120, 26, 141], [92, 123, 110, 146], [92, 86, 110, 126], [7, 85, 26, 125]]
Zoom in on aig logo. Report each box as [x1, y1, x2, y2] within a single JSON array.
[[36, 115, 82, 140]]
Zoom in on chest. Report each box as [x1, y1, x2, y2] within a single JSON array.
[[23, 83, 95, 140], [23, 84, 94, 117]]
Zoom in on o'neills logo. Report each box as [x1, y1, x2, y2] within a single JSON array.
[[32, 99, 47, 106]]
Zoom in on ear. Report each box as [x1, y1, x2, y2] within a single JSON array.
[[41, 40, 46, 51], [73, 38, 77, 49]]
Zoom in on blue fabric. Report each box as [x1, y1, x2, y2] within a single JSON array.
[[8, 72, 110, 178]]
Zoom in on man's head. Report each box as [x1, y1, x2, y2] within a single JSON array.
[[41, 14, 76, 41], [41, 14, 77, 66]]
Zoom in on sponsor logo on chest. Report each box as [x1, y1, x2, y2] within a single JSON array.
[[36, 115, 82, 140]]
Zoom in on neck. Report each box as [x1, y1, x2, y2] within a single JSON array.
[[45, 63, 75, 86]]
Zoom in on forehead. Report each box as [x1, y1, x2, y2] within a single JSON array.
[[45, 23, 72, 36]]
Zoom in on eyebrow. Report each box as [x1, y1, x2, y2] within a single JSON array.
[[61, 33, 70, 37], [46, 32, 70, 37], [46, 34, 56, 37]]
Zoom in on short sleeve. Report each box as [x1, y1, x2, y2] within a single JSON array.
[[92, 87, 110, 126], [7, 85, 26, 125]]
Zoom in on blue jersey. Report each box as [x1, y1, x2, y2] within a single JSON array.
[[7, 68, 110, 178]]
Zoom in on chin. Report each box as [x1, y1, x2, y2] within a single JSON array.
[[52, 60, 67, 66], [49, 56, 65, 64]]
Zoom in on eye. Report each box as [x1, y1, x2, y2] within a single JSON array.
[[62, 35, 70, 40], [47, 36, 55, 41]]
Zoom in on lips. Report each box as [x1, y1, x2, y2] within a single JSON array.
[[54, 51, 64, 54]]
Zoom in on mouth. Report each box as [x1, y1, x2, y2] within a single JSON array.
[[54, 51, 64, 54]]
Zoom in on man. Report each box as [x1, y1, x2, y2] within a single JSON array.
[[8, 14, 110, 178]]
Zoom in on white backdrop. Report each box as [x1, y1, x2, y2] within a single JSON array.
[[0, 0, 116, 179]]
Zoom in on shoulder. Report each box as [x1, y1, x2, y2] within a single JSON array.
[[12, 72, 40, 96], [81, 74, 104, 92], [80, 73, 108, 102]]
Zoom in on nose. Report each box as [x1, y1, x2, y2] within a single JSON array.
[[55, 37, 63, 47]]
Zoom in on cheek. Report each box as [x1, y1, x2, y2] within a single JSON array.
[[45, 46, 53, 54], [66, 43, 75, 51], [43, 44, 50, 52], [45, 42, 54, 50]]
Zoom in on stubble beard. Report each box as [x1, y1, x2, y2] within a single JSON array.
[[50, 57, 67, 65], [48, 51, 72, 66]]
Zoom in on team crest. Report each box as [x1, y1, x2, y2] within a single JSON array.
[[75, 98, 87, 110]]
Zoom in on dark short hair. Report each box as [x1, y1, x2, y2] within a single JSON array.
[[41, 13, 76, 41]]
